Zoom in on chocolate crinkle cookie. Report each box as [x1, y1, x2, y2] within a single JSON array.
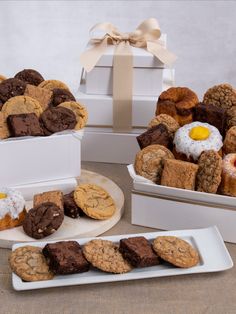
[[14, 69, 44, 86], [50, 88, 76, 107], [0, 78, 26, 107]]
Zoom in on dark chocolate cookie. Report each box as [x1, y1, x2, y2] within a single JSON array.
[[63, 192, 85, 219], [14, 69, 44, 86], [40, 107, 76, 133], [0, 78, 26, 108], [51, 88, 76, 107], [23, 202, 64, 239]]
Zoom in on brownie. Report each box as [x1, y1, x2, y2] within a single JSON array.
[[42, 241, 90, 275], [14, 69, 44, 86], [119, 236, 159, 268], [193, 102, 226, 135], [7, 113, 44, 137], [136, 124, 171, 149], [0, 78, 26, 107], [50, 88, 75, 107], [63, 192, 85, 218]]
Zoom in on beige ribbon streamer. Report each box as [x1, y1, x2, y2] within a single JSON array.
[[80, 18, 177, 132]]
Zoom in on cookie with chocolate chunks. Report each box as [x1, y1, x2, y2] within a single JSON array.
[[14, 69, 44, 86]]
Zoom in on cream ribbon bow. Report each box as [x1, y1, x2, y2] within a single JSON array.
[[80, 18, 176, 72]]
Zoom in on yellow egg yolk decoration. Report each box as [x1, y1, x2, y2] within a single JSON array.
[[189, 126, 210, 141], [0, 193, 7, 199]]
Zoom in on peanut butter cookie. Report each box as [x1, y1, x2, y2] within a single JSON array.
[[74, 184, 116, 220], [59, 101, 88, 130], [39, 80, 69, 91], [153, 236, 199, 268], [9, 246, 54, 281], [134, 144, 174, 183], [83, 239, 132, 274]]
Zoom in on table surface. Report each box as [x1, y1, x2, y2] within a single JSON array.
[[1, 162, 236, 314]]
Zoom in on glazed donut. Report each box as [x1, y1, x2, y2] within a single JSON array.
[[156, 87, 199, 126], [220, 154, 236, 196]]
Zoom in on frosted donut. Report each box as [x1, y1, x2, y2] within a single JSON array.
[[173, 122, 223, 161], [220, 154, 236, 196], [0, 188, 26, 231]]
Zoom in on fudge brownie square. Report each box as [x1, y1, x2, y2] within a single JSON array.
[[42, 241, 90, 275], [34, 190, 64, 211], [7, 113, 44, 137], [193, 102, 226, 135], [24, 84, 52, 111], [63, 192, 85, 218], [161, 159, 198, 190], [137, 124, 171, 149], [119, 236, 159, 268]]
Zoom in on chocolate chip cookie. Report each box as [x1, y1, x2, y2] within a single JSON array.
[[14, 69, 44, 86], [0, 78, 26, 108], [23, 202, 64, 239], [59, 101, 88, 130], [51, 88, 75, 107], [40, 106, 77, 133]]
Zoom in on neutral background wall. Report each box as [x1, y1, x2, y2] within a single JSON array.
[[0, 0, 235, 98]]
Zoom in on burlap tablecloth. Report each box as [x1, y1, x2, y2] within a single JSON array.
[[1, 162, 236, 314]]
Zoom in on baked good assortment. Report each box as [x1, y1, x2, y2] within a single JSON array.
[[134, 84, 236, 196], [0, 69, 88, 139], [9, 235, 199, 281]]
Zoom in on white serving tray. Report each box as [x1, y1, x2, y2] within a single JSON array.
[[0, 170, 124, 248], [11, 226, 233, 291]]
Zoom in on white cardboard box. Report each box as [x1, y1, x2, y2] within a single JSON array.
[[128, 166, 236, 243], [0, 131, 83, 187], [84, 34, 167, 96]]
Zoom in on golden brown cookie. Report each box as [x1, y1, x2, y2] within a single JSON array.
[[224, 126, 236, 154], [0, 111, 10, 139], [134, 144, 174, 183], [74, 184, 116, 220], [24, 84, 53, 111], [2, 95, 43, 119], [9, 246, 54, 281], [0, 74, 6, 83], [83, 239, 132, 274], [33, 190, 64, 210], [59, 101, 88, 130], [153, 236, 199, 268], [196, 150, 222, 193], [38, 80, 69, 91], [148, 114, 180, 138]]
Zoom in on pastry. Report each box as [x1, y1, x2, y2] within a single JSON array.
[[224, 126, 236, 154], [152, 236, 199, 268], [0, 78, 26, 108], [63, 192, 85, 219], [203, 83, 236, 112], [23, 202, 64, 239], [134, 144, 174, 183], [148, 114, 180, 138], [0, 75, 6, 83], [33, 190, 64, 210], [39, 79, 69, 91], [193, 102, 226, 135], [59, 101, 88, 130], [24, 84, 52, 110], [173, 121, 223, 161], [136, 124, 171, 150], [42, 241, 89, 275], [226, 106, 236, 130], [0, 188, 26, 231], [50, 88, 75, 107], [7, 113, 44, 137], [9, 246, 54, 281], [83, 239, 132, 274], [220, 153, 236, 196], [14, 69, 44, 86], [196, 150, 222, 193], [161, 159, 198, 190], [119, 236, 159, 267], [156, 87, 199, 126], [40, 107, 77, 133], [0, 112, 10, 139], [74, 184, 116, 220]]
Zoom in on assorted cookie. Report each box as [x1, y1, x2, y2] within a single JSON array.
[[9, 234, 199, 282], [0, 69, 88, 139]]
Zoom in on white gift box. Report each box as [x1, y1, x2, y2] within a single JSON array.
[[84, 34, 167, 96], [128, 165, 236, 243], [0, 131, 83, 187]]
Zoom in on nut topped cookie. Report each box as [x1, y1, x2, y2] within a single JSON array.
[[153, 236, 199, 268], [74, 184, 116, 220]]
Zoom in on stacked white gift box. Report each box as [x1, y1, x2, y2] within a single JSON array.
[[77, 19, 176, 164]]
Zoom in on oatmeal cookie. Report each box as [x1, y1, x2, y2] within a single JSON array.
[[148, 114, 180, 138], [196, 150, 222, 193]]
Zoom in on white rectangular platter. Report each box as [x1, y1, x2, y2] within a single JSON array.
[[12, 226, 233, 291]]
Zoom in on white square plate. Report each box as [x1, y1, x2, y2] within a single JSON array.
[[11, 226, 233, 291]]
